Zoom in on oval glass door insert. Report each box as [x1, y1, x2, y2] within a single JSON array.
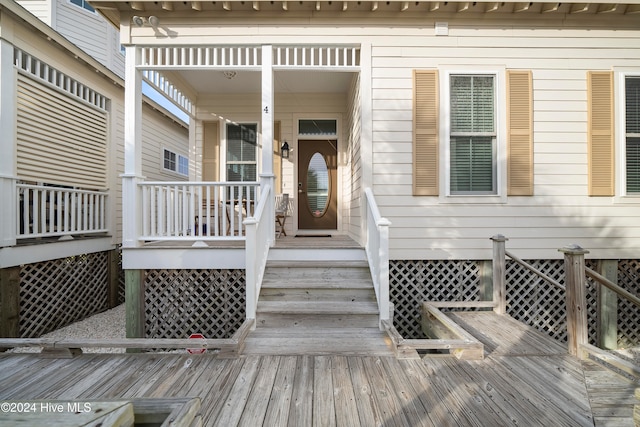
[[307, 152, 330, 217]]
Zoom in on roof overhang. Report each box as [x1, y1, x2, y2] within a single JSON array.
[[90, 0, 640, 29]]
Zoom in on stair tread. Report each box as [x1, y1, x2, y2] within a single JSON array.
[[250, 327, 384, 338], [260, 280, 374, 289], [266, 260, 368, 268], [257, 300, 379, 314], [243, 334, 394, 356]]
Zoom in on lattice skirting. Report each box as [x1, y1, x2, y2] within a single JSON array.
[[144, 269, 245, 339], [19, 252, 109, 338], [390, 260, 482, 339], [390, 259, 639, 348]]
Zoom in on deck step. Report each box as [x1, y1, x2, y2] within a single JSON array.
[[258, 301, 379, 315], [244, 328, 393, 356]]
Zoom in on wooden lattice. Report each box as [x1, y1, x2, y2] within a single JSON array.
[[19, 252, 109, 338], [613, 260, 639, 347], [144, 269, 245, 339], [506, 259, 567, 342], [390, 260, 481, 338], [391, 257, 638, 348], [116, 246, 126, 304]]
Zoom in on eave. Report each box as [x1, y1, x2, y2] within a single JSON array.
[[89, 0, 640, 29]]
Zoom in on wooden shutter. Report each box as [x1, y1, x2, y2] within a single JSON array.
[[587, 71, 614, 196], [413, 70, 439, 196], [202, 121, 219, 181], [507, 70, 534, 196]]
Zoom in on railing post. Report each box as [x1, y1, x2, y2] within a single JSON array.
[[491, 234, 508, 315], [559, 244, 590, 357], [245, 217, 257, 321], [377, 217, 391, 326], [0, 40, 16, 248]]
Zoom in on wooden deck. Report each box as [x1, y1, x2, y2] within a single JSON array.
[[1, 312, 637, 426]]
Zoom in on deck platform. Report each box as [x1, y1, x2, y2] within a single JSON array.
[[0, 312, 636, 426]]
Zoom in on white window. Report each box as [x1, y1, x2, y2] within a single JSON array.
[[163, 149, 188, 177], [624, 75, 640, 194], [449, 74, 497, 195], [69, 0, 95, 12], [226, 123, 258, 198]]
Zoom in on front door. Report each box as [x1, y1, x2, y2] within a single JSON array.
[[298, 139, 337, 230]]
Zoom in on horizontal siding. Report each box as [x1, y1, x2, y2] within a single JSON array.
[[367, 26, 640, 260]]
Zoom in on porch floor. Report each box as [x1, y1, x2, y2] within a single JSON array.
[[0, 312, 635, 426]]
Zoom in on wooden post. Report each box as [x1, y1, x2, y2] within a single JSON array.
[[107, 249, 121, 309], [479, 260, 493, 310], [0, 267, 21, 345], [491, 235, 508, 315], [125, 269, 145, 352], [559, 244, 590, 357], [597, 260, 618, 350]]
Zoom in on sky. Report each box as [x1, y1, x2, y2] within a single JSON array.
[[143, 82, 190, 124]]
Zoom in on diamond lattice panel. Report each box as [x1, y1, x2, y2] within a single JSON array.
[[506, 259, 567, 343], [616, 260, 640, 347], [19, 252, 109, 338], [144, 269, 245, 339], [390, 260, 481, 338]]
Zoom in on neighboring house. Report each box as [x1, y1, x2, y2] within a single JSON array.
[[0, 0, 189, 339], [88, 0, 639, 341]]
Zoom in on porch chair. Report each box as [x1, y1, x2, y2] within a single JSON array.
[[275, 193, 290, 238]]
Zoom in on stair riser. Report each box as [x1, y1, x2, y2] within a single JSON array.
[[256, 313, 379, 329], [260, 288, 376, 302]]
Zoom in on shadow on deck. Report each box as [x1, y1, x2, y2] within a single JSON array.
[[0, 311, 636, 426]]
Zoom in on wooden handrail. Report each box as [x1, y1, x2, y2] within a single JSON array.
[[585, 267, 640, 308]]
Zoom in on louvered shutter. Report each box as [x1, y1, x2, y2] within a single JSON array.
[[413, 70, 439, 196], [587, 71, 614, 196], [16, 74, 107, 189], [507, 70, 534, 196]]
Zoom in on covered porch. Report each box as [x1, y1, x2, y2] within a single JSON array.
[[119, 43, 390, 336]]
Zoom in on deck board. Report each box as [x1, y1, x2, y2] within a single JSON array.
[[0, 311, 636, 426]]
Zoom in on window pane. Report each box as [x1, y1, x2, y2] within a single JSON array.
[[164, 150, 176, 171], [627, 137, 640, 193], [178, 156, 189, 176], [227, 164, 256, 182], [451, 75, 495, 133], [627, 77, 640, 134], [299, 120, 337, 135], [227, 124, 257, 162], [450, 136, 495, 193]]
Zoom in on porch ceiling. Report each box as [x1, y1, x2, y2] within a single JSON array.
[[178, 69, 354, 95], [91, 0, 640, 27]]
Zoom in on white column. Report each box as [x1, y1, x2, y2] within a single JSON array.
[[0, 40, 17, 247], [261, 45, 274, 176], [261, 45, 276, 242], [359, 42, 373, 246], [122, 45, 143, 248]]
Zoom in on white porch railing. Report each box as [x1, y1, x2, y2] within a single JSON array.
[[364, 188, 392, 327], [17, 184, 108, 239], [139, 181, 260, 241], [244, 183, 273, 320]]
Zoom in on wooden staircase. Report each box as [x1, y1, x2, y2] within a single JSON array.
[[243, 260, 394, 356]]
